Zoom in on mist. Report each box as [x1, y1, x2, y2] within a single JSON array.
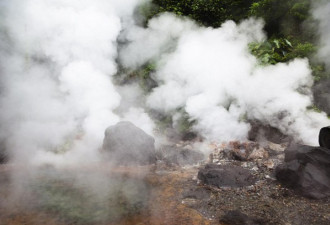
[[1, 0, 330, 224], [0, 0, 328, 168], [312, 0, 330, 70], [0, 0, 153, 166], [121, 14, 329, 145]]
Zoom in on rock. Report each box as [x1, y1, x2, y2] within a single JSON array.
[[0, 153, 7, 164], [220, 210, 266, 225], [263, 159, 275, 169], [198, 164, 257, 188], [275, 144, 330, 199], [102, 121, 156, 165], [209, 141, 273, 163], [313, 78, 330, 115], [284, 144, 330, 167], [0, 141, 7, 164], [248, 147, 269, 160], [248, 121, 292, 144], [158, 145, 204, 166], [319, 126, 330, 149], [229, 141, 258, 161], [267, 142, 286, 152]]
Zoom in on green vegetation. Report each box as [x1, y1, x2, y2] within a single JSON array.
[[148, 0, 312, 38], [116, 63, 158, 93], [146, 0, 322, 66], [148, 0, 255, 27], [249, 0, 311, 38], [176, 113, 196, 134], [249, 38, 316, 65]]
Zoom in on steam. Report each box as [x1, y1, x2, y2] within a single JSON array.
[[0, 0, 329, 168], [0, 0, 151, 165], [313, 0, 330, 70], [121, 15, 329, 145]]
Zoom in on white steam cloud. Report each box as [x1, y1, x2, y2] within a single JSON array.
[[121, 14, 330, 145], [0, 0, 329, 168], [0, 0, 153, 165], [313, 0, 330, 70]]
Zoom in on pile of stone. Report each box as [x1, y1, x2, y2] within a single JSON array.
[[198, 141, 287, 189], [275, 126, 330, 199], [209, 141, 286, 170]]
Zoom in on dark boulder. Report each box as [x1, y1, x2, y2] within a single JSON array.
[[220, 210, 266, 225], [198, 164, 257, 188], [313, 78, 330, 115], [275, 144, 330, 199], [102, 121, 156, 165], [0, 141, 7, 164], [0, 153, 7, 164], [319, 126, 330, 149], [158, 145, 204, 166], [248, 120, 292, 144]]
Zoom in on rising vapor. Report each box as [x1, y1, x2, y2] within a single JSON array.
[[0, 0, 329, 168], [121, 14, 329, 145], [313, 0, 330, 70], [0, 0, 152, 165]]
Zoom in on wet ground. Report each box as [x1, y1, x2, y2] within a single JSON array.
[[0, 161, 329, 225]]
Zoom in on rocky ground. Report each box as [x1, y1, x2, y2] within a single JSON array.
[[179, 140, 330, 225], [0, 140, 329, 225]]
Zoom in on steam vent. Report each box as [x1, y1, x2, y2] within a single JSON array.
[[1, 0, 330, 224]]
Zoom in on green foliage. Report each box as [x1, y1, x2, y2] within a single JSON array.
[[175, 110, 196, 134], [149, 0, 312, 40], [138, 63, 157, 92], [249, 0, 311, 38], [307, 105, 323, 113], [249, 38, 316, 65], [150, 0, 255, 27], [151, 109, 196, 135], [117, 63, 157, 93], [248, 37, 328, 81], [312, 64, 329, 82]]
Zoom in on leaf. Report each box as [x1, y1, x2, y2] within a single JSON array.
[[284, 39, 292, 47], [273, 39, 280, 48]]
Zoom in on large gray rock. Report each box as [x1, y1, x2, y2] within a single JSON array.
[[275, 144, 330, 199], [102, 121, 156, 165]]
